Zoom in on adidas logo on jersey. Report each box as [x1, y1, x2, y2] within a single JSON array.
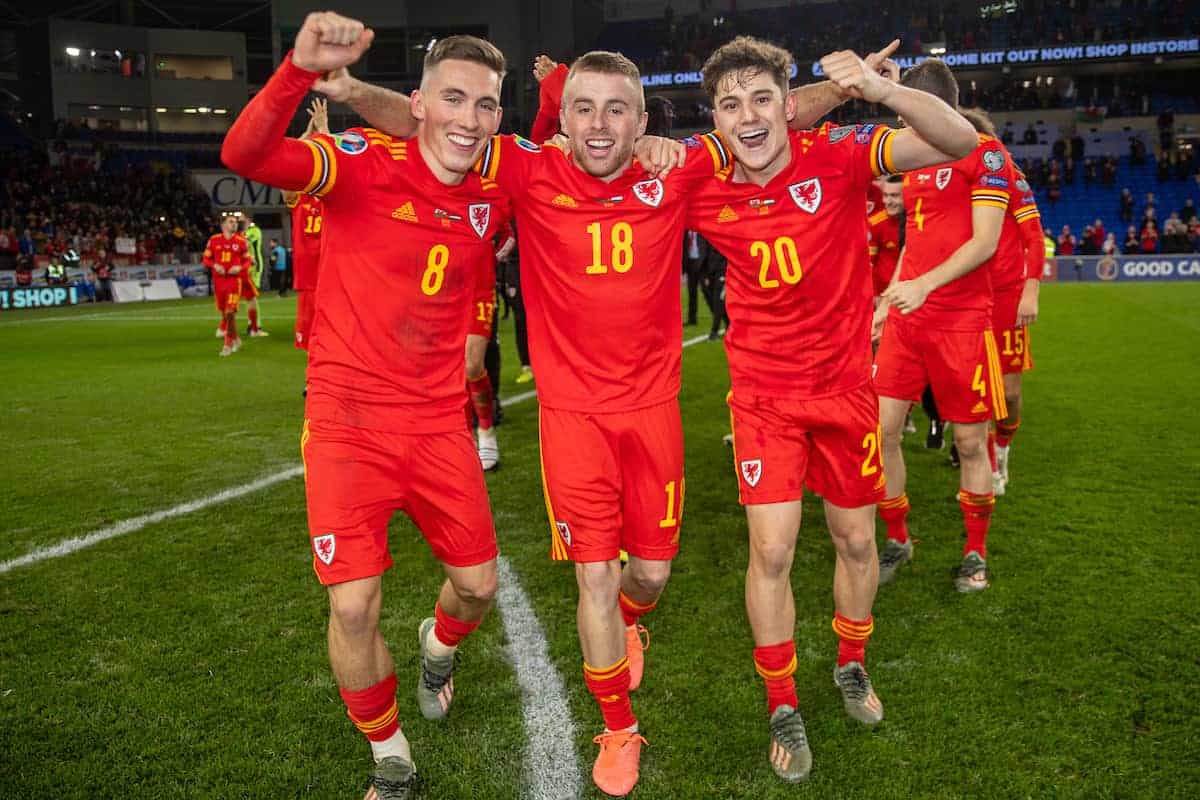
[[972, 401, 989, 414], [718, 205, 739, 224], [392, 202, 418, 223], [552, 193, 578, 208]]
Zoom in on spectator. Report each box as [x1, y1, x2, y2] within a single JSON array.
[[1057, 225, 1076, 255], [1179, 198, 1196, 224], [269, 237, 289, 296], [92, 247, 115, 301], [1090, 219, 1106, 251], [1079, 225, 1098, 255], [1083, 158, 1096, 186], [1023, 123, 1038, 145], [1158, 154, 1171, 182], [1119, 188, 1134, 222], [1102, 157, 1117, 186], [15, 255, 33, 286], [1123, 225, 1141, 254], [1161, 220, 1192, 253], [1047, 171, 1062, 204], [1102, 232, 1118, 256], [1142, 205, 1157, 232], [1140, 221, 1158, 253], [1130, 136, 1147, 165]]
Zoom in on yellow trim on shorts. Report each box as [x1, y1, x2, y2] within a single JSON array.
[[984, 330, 1008, 419], [538, 409, 569, 561]]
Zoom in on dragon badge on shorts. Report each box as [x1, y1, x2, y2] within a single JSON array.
[[313, 533, 336, 565], [740, 459, 763, 488]]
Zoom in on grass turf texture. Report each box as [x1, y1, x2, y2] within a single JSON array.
[[0, 285, 1197, 799]]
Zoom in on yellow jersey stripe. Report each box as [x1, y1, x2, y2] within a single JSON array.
[[299, 140, 325, 195]]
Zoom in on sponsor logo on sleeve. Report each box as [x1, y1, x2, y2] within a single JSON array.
[[469, 203, 491, 238], [982, 149, 1007, 172], [313, 534, 336, 565], [1016, 178, 1031, 192], [787, 178, 822, 213], [854, 123, 877, 144], [935, 167, 953, 190], [632, 178, 664, 208], [982, 175, 1010, 188], [740, 459, 763, 487], [334, 132, 368, 155], [683, 135, 703, 149]]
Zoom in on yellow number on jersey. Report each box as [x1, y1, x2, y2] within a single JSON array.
[[1001, 329, 1025, 356], [971, 364, 987, 398], [422, 244, 450, 296], [658, 478, 685, 528], [860, 426, 882, 477], [586, 221, 634, 275], [304, 213, 322, 234], [913, 198, 926, 232], [752, 236, 803, 289], [220, 251, 232, 263]]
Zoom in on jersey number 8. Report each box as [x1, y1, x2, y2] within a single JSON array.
[[422, 244, 450, 296]]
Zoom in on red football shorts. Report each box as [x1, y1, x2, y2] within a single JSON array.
[[294, 288, 315, 350], [239, 274, 259, 300], [539, 400, 684, 563], [212, 277, 241, 314], [992, 287, 1033, 374], [301, 418, 498, 585], [873, 317, 1007, 424], [468, 287, 496, 339], [727, 384, 886, 509]]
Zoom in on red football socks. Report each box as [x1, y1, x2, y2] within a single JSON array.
[[433, 601, 479, 648], [753, 640, 798, 715], [467, 372, 494, 431], [878, 494, 911, 544], [618, 590, 656, 627], [996, 419, 1020, 448], [584, 658, 637, 731], [959, 489, 996, 557], [987, 428, 998, 472], [339, 673, 400, 742], [832, 613, 874, 667], [248, 306, 259, 333]]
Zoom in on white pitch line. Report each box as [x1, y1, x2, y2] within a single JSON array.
[[0, 466, 305, 575], [0, 330, 718, 798], [495, 556, 583, 800]]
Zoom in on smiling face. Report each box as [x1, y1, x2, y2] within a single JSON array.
[[560, 69, 646, 182], [411, 58, 503, 185], [710, 67, 795, 185], [881, 179, 904, 216]]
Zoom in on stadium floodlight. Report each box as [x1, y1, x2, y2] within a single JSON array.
[[155, 107, 167, 113], [929, 46, 947, 55], [197, 106, 210, 113], [183, 108, 197, 113], [115, 50, 121, 58], [65, 47, 80, 57], [213, 108, 227, 114]]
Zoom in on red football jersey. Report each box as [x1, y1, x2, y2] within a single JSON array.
[[688, 124, 899, 398], [991, 170, 1042, 292], [866, 180, 884, 217], [899, 134, 1015, 331], [221, 57, 509, 433], [202, 233, 252, 276], [288, 194, 323, 291], [867, 208, 902, 296], [474, 132, 727, 412]]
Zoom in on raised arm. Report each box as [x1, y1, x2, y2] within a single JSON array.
[[789, 39, 901, 130], [531, 57, 568, 144], [221, 12, 374, 188], [820, 49, 976, 170], [316, 68, 418, 138], [884, 204, 1004, 314]]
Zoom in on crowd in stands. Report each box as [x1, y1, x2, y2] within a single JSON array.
[[0, 143, 218, 272], [1055, 194, 1200, 255]]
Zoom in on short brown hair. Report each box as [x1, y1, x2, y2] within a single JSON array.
[[959, 107, 995, 137], [900, 59, 958, 107], [566, 50, 644, 110], [701, 36, 792, 101], [424, 35, 507, 81]]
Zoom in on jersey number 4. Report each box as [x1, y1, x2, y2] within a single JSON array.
[[752, 236, 803, 289]]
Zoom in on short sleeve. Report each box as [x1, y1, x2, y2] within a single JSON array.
[[672, 131, 734, 193], [818, 124, 900, 190]]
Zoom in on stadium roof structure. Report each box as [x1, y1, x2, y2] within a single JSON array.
[[0, 0, 272, 50]]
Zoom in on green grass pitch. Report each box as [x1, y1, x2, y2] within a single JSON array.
[[1, 283, 1197, 799]]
